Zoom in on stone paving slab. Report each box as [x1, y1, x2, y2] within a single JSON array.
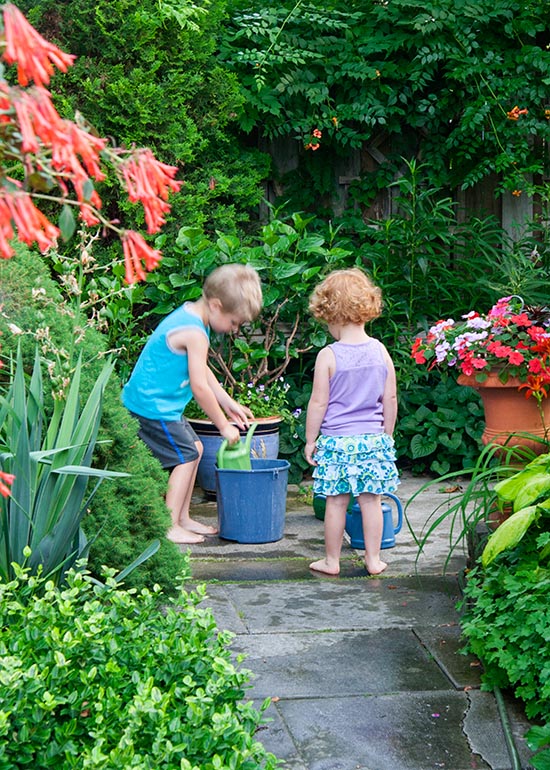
[[256, 690, 532, 770], [187, 473, 535, 769], [188, 473, 468, 578], [233, 628, 454, 700], [202, 576, 462, 634]]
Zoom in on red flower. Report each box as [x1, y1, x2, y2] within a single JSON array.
[[0, 470, 15, 498], [119, 149, 181, 233], [0, 188, 60, 257], [411, 337, 426, 364], [2, 3, 76, 88], [122, 230, 162, 285], [519, 375, 550, 400]]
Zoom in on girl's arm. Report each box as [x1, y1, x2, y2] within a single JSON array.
[[305, 347, 333, 465], [381, 348, 398, 436]]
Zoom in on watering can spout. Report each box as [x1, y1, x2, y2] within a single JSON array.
[[216, 422, 258, 470]]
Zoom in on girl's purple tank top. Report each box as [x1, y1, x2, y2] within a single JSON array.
[[321, 339, 388, 436]]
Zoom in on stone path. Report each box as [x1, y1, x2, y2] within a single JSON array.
[[184, 472, 534, 770]]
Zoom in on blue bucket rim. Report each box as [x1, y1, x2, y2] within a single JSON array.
[[216, 458, 290, 473]]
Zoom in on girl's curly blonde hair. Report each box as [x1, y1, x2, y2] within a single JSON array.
[[309, 267, 382, 325]]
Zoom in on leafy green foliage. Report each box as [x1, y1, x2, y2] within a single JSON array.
[[0, 565, 279, 769], [20, 0, 269, 240], [461, 529, 550, 769], [221, 0, 550, 198]]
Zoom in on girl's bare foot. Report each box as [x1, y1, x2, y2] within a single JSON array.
[[167, 525, 205, 544], [309, 558, 340, 575], [184, 519, 219, 536], [365, 559, 387, 575]]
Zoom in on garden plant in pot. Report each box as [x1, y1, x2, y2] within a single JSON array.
[[411, 295, 550, 455], [186, 301, 306, 498]]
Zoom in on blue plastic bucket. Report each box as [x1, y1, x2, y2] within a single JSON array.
[[216, 458, 289, 543]]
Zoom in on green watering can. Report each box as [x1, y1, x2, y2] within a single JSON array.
[[216, 422, 258, 470]]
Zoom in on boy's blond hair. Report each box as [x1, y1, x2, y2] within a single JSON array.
[[309, 267, 382, 325], [203, 263, 263, 322]]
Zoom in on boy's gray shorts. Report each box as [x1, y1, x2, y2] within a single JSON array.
[[130, 413, 200, 470]]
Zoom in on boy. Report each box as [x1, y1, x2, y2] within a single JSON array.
[[122, 263, 263, 544]]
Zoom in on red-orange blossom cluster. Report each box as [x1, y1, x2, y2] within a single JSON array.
[[0, 4, 182, 283]]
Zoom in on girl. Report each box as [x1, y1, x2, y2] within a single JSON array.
[[305, 268, 399, 575]]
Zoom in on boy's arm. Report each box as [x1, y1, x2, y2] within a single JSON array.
[[176, 329, 240, 444], [305, 347, 332, 465], [206, 369, 253, 429]]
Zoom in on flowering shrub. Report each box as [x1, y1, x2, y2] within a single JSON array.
[[0, 4, 181, 284], [411, 296, 550, 400]]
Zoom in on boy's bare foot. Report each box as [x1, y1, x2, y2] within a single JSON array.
[[365, 559, 387, 575], [185, 519, 219, 536], [309, 558, 340, 576], [167, 525, 206, 544]]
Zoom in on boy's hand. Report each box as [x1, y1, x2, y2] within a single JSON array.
[[224, 398, 253, 430], [221, 423, 241, 445]]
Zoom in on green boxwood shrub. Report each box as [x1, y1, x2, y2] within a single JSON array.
[[0, 565, 279, 769]]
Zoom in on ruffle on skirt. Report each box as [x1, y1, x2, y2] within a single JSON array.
[[312, 432, 399, 498]]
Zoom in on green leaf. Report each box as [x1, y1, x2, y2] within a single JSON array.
[[410, 434, 437, 458], [58, 205, 76, 241], [481, 506, 538, 567]]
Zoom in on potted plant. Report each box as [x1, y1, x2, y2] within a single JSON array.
[[411, 295, 550, 453], [185, 305, 302, 497]]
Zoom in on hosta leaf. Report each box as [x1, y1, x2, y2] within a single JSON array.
[[481, 506, 538, 567]]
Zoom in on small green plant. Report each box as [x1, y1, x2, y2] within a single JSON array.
[[396, 373, 484, 475], [480, 452, 550, 567], [0, 563, 280, 769]]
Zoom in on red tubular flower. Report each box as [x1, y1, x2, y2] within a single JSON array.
[[119, 149, 181, 234], [2, 4, 76, 87], [0, 470, 15, 498], [9, 86, 66, 152], [0, 188, 59, 254], [122, 230, 162, 285]]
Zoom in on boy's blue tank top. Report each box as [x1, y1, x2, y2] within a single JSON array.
[[122, 304, 209, 421]]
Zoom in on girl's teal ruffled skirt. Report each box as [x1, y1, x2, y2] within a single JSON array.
[[312, 432, 399, 497]]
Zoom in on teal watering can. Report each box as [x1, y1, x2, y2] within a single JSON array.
[[313, 492, 403, 550], [216, 422, 258, 470]]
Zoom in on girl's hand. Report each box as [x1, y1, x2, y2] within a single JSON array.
[[304, 441, 318, 466]]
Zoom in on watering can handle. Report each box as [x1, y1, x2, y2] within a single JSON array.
[[216, 422, 258, 468], [383, 492, 403, 535]]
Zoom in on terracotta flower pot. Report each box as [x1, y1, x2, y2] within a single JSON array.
[[458, 372, 550, 455]]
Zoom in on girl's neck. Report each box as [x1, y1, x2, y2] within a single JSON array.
[[333, 324, 369, 344]]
